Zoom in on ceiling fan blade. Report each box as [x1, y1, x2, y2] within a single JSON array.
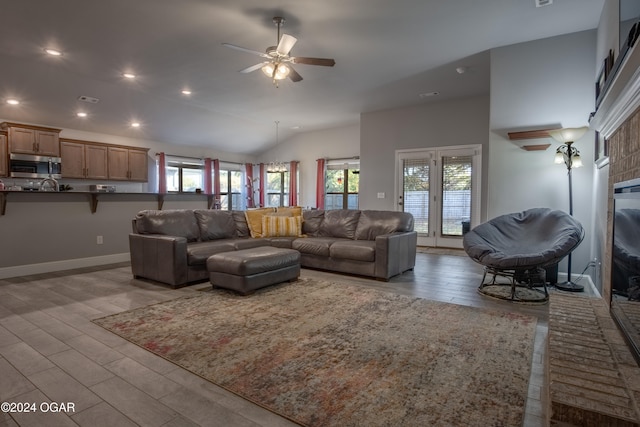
[[277, 34, 297, 56], [221, 43, 268, 58], [287, 65, 303, 82], [292, 56, 336, 67], [239, 62, 267, 74]]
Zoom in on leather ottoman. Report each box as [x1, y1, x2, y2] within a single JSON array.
[[206, 246, 300, 295]]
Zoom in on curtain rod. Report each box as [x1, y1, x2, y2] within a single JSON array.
[[155, 153, 202, 160], [155, 153, 244, 166], [325, 156, 360, 161]]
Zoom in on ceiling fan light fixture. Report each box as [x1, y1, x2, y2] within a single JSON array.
[[261, 63, 275, 77], [261, 62, 290, 81], [275, 63, 290, 80]]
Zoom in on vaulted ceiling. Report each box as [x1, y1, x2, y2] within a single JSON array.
[[0, 0, 604, 155]]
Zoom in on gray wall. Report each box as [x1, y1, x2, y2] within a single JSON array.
[[359, 96, 490, 214], [0, 123, 256, 278], [489, 30, 597, 281]]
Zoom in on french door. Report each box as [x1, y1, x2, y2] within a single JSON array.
[[396, 145, 481, 248]]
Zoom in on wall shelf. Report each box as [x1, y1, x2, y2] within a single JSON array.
[[0, 191, 217, 216], [507, 128, 560, 151]]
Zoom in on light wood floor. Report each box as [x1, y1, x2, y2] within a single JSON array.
[[0, 251, 552, 427]]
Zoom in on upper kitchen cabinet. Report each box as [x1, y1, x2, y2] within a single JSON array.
[[0, 133, 7, 177], [60, 139, 108, 180], [1, 122, 61, 157], [108, 146, 149, 181]]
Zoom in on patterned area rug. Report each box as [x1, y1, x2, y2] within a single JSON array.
[[93, 278, 537, 426]]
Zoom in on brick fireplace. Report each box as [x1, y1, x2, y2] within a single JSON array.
[[606, 106, 640, 303], [548, 113, 640, 424], [548, 34, 640, 425]]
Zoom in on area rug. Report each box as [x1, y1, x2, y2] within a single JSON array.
[[93, 278, 537, 426]]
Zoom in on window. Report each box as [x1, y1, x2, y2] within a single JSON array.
[[325, 159, 359, 209], [266, 171, 289, 207], [165, 157, 204, 192], [441, 155, 472, 236], [218, 163, 244, 210]]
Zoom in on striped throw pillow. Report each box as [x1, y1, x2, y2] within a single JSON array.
[[261, 215, 303, 237]]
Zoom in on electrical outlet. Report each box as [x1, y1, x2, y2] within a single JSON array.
[[377, 192, 385, 199], [97, 235, 103, 245]]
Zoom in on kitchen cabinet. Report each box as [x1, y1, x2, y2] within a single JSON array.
[[60, 139, 108, 179], [1, 123, 61, 156], [0, 133, 7, 177], [108, 146, 148, 181]]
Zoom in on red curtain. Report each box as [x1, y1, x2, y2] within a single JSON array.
[[158, 152, 167, 193], [289, 161, 298, 207], [259, 163, 265, 208], [316, 158, 326, 209], [204, 158, 213, 194], [213, 159, 221, 198], [245, 163, 254, 208]]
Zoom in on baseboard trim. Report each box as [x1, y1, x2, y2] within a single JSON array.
[[556, 272, 600, 298], [0, 253, 131, 280]]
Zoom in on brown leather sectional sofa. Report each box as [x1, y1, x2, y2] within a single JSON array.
[[129, 208, 417, 287]]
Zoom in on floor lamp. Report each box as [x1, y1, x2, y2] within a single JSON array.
[[549, 127, 588, 292]]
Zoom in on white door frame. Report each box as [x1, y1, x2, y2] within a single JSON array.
[[395, 144, 482, 248]]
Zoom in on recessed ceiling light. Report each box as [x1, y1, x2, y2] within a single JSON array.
[[77, 112, 87, 118], [131, 122, 141, 128], [123, 73, 136, 79], [419, 92, 440, 98], [6, 99, 20, 105], [181, 89, 192, 95], [44, 48, 62, 56], [290, 126, 301, 130]]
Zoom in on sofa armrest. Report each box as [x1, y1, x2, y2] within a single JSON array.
[[374, 231, 418, 280], [129, 233, 189, 287]]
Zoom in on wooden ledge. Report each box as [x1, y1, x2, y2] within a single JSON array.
[[507, 128, 560, 151]]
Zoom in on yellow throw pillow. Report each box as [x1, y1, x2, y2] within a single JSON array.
[[262, 215, 303, 237], [276, 206, 303, 217], [244, 208, 276, 238]]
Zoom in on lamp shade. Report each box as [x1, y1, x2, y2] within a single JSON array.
[[572, 153, 583, 168], [554, 150, 564, 164], [261, 63, 275, 77], [548, 127, 589, 144]]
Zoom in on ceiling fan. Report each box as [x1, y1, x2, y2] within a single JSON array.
[[222, 16, 336, 86]]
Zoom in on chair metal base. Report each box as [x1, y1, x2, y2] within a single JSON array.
[[478, 266, 549, 304]]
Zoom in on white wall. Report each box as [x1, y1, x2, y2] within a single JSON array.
[[489, 30, 597, 278], [257, 124, 360, 208], [359, 96, 490, 213]]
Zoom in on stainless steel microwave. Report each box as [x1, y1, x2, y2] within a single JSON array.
[[9, 153, 62, 179]]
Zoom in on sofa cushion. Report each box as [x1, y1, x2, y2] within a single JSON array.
[[330, 240, 376, 262], [232, 211, 250, 238], [276, 206, 303, 217], [266, 237, 297, 249], [262, 215, 303, 237], [232, 238, 271, 251], [292, 237, 337, 257], [186, 241, 236, 265], [245, 208, 276, 238], [319, 210, 361, 239], [302, 210, 325, 236], [135, 210, 200, 242], [194, 210, 236, 240], [355, 210, 415, 240]]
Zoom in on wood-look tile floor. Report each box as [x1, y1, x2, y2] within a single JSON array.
[[0, 252, 555, 426]]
